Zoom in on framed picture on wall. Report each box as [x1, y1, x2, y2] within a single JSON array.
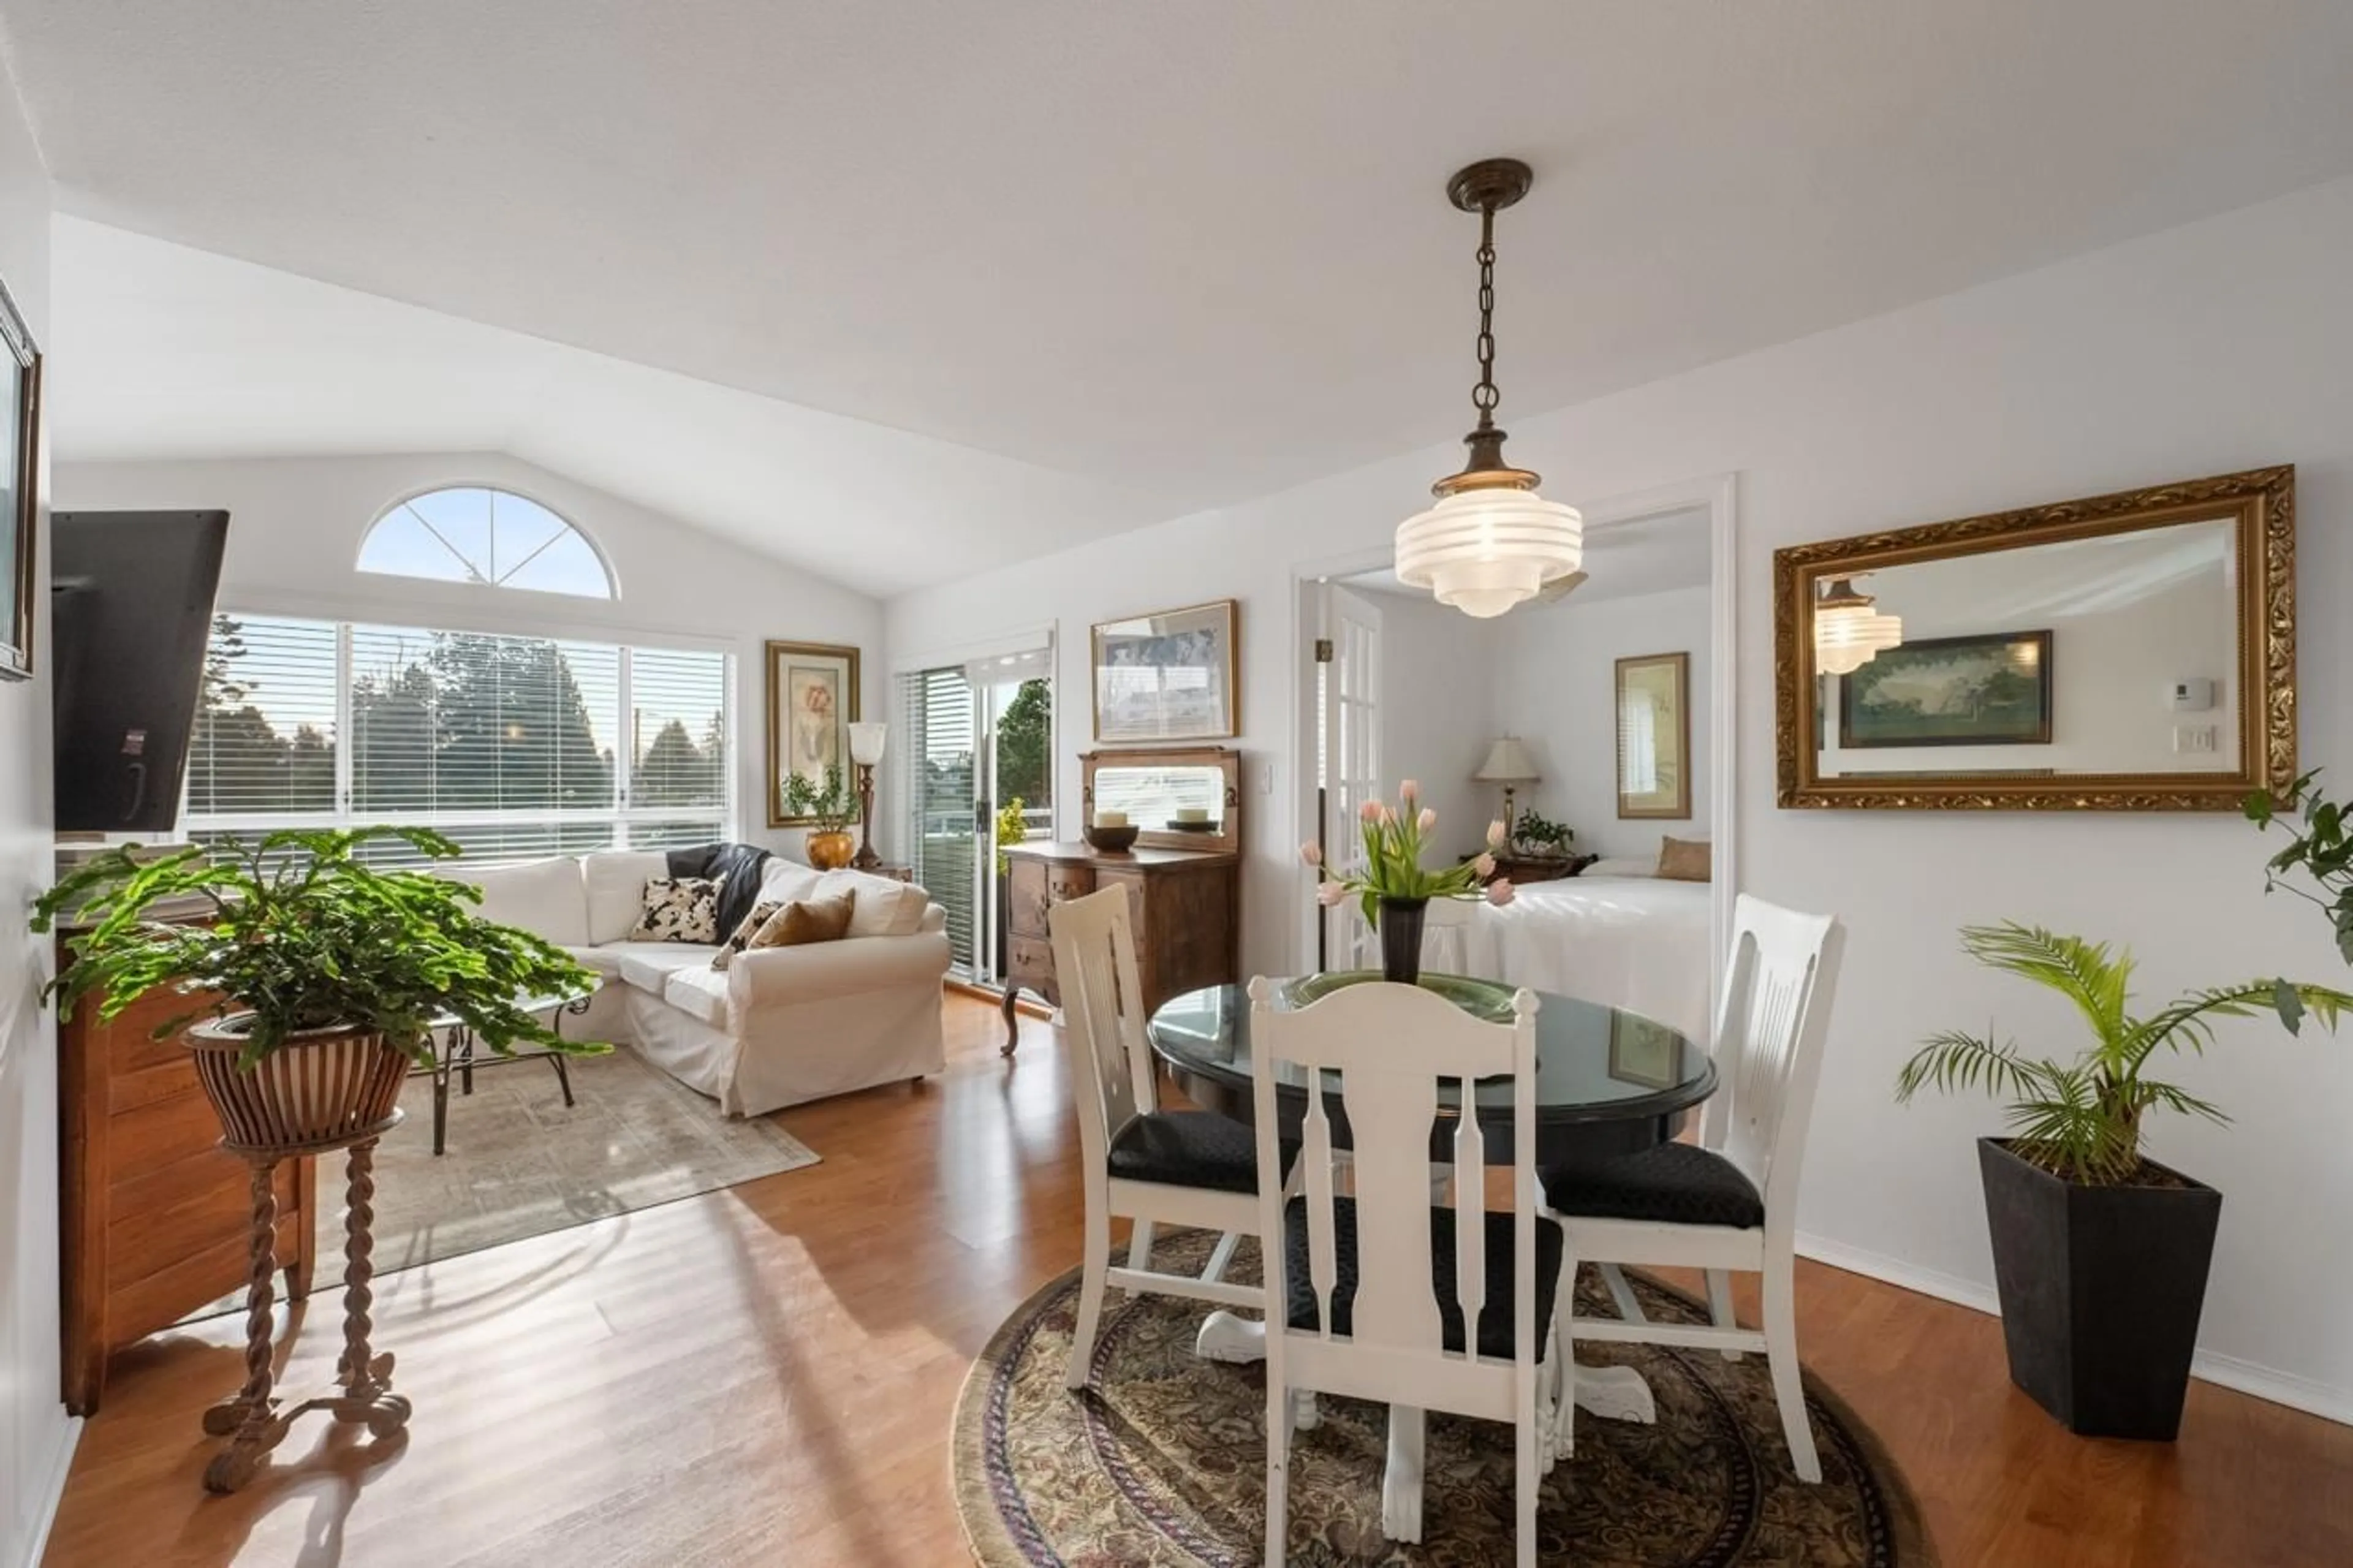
[[1615, 651, 1691, 819], [1091, 598, 1238, 744], [1838, 629, 2053, 749], [0, 272, 40, 683], [766, 639, 861, 825]]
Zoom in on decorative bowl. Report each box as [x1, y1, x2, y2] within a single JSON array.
[[1084, 823, 1140, 854]]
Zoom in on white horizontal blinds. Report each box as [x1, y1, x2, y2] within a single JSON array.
[[1620, 691, 1658, 793], [629, 647, 727, 814], [184, 613, 733, 866], [349, 624, 620, 817], [184, 614, 339, 817], [899, 665, 977, 974]]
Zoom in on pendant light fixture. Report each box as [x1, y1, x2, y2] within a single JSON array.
[[1813, 576, 1903, 675], [1395, 159, 1584, 619]]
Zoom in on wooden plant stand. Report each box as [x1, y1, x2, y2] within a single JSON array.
[[200, 1115, 412, 1493]]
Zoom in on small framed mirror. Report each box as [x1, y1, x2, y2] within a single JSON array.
[[1081, 746, 1242, 852], [1774, 466, 2295, 811]]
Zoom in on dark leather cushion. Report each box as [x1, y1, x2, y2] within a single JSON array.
[[1541, 1142, 1765, 1229], [1107, 1111, 1262, 1195], [1283, 1195, 1565, 1360]]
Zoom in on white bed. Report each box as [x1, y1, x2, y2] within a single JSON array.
[[1421, 871, 1715, 1042]]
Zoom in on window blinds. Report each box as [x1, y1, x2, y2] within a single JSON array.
[[184, 613, 732, 865], [897, 665, 977, 974]]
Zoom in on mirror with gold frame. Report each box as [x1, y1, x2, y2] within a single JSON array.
[[1774, 466, 2294, 811]]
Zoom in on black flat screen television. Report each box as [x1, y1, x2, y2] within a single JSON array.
[[51, 509, 230, 834]]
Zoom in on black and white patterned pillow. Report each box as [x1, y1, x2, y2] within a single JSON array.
[[629, 875, 726, 943], [710, 898, 788, 970]]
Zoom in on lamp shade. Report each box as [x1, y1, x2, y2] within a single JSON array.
[[1395, 487, 1585, 619], [1814, 579, 1903, 676], [1473, 735, 1540, 784], [848, 722, 888, 767]]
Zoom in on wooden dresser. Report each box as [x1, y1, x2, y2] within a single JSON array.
[[998, 747, 1242, 1054], [58, 960, 316, 1414]]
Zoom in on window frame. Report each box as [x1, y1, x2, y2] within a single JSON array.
[[354, 482, 621, 602], [183, 611, 736, 859]]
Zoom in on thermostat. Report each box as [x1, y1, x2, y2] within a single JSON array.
[[2169, 678, 2215, 712]]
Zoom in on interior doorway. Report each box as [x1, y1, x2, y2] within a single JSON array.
[[1313, 581, 1383, 971]]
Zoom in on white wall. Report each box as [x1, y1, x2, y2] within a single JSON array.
[[1362, 588, 1502, 860], [51, 452, 884, 862], [0, 53, 66, 1568], [1494, 585, 1713, 859], [886, 173, 2353, 1418]]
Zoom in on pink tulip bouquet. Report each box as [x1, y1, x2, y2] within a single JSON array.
[[1299, 779, 1517, 931]]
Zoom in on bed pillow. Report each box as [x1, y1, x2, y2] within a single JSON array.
[[710, 898, 789, 970], [1656, 838, 1713, 882], [743, 893, 855, 953], [628, 875, 727, 943], [1583, 857, 1656, 879]]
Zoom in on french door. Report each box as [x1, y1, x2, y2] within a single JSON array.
[[1316, 583, 1382, 971]]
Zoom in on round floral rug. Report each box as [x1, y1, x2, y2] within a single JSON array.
[[953, 1229, 1934, 1567]]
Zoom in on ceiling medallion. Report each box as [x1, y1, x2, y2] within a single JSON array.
[[1394, 157, 1584, 619]]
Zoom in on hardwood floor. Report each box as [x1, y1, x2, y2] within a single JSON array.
[[42, 994, 2353, 1567]]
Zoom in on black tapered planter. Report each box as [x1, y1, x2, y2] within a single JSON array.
[[1377, 896, 1428, 985], [1977, 1137, 2222, 1440]]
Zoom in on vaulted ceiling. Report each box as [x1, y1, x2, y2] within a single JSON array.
[[9, 1, 2352, 594]]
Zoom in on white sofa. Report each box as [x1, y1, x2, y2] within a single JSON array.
[[462, 851, 952, 1116]]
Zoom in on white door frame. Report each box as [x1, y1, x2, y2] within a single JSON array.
[[1284, 472, 1740, 1023]]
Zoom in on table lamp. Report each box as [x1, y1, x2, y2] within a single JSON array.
[[849, 722, 888, 871], [1472, 735, 1540, 844]]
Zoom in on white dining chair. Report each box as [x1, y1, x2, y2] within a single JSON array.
[[1052, 887, 1268, 1392], [1544, 893, 1846, 1480], [1250, 975, 1561, 1568]]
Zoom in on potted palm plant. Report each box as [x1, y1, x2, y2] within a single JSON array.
[[35, 827, 603, 1150], [1300, 781, 1515, 983], [1895, 922, 2348, 1439]]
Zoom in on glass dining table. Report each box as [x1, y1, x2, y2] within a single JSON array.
[[1146, 973, 1720, 1542]]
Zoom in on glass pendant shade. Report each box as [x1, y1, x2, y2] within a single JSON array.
[[1814, 580, 1903, 675], [1394, 486, 1585, 619]]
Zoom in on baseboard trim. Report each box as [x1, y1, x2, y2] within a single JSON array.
[[1794, 1231, 2351, 1428], [21, 1413, 83, 1568]]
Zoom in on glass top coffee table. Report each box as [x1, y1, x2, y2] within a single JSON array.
[[410, 994, 594, 1157]]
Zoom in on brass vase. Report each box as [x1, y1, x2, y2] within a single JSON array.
[[806, 829, 856, 871]]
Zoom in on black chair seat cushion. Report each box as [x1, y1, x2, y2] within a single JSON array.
[[1283, 1195, 1565, 1360], [1540, 1142, 1765, 1229], [1107, 1111, 1262, 1194]]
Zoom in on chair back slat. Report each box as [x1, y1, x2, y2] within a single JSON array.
[[1249, 977, 1537, 1363], [1703, 894, 1846, 1214], [1452, 1088, 1486, 1338], [1049, 888, 1155, 1173]]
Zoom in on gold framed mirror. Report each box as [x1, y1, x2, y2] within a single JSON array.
[[1773, 466, 2294, 811]]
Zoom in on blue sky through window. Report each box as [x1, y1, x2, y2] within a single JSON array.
[[357, 487, 613, 598]]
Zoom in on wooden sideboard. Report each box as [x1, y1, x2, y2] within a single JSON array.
[[58, 971, 316, 1414], [999, 841, 1241, 1053]]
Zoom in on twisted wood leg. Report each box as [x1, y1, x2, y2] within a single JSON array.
[[202, 1162, 286, 1491]]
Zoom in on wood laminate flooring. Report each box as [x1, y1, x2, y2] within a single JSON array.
[[42, 996, 2353, 1567]]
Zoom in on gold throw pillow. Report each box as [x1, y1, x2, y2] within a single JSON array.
[[745, 893, 855, 953], [1656, 836, 1712, 882]]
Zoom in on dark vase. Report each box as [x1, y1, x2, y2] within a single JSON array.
[[1977, 1137, 2222, 1440], [1377, 896, 1428, 985]]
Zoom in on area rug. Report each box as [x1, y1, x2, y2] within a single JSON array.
[[331, 1045, 821, 1275], [953, 1228, 1934, 1567]]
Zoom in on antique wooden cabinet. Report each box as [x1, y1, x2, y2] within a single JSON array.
[[58, 958, 316, 1414], [998, 747, 1242, 1053]]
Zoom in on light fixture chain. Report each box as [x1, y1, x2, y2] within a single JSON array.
[[1472, 204, 1499, 428]]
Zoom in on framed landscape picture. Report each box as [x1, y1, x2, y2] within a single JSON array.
[[1091, 598, 1237, 744], [0, 273, 39, 683], [765, 639, 860, 825], [1839, 629, 2052, 749], [1615, 651, 1690, 819]]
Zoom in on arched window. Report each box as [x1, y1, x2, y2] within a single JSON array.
[[357, 486, 614, 599]]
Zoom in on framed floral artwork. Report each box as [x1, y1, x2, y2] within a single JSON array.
[[765, 640, 860, 825]]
